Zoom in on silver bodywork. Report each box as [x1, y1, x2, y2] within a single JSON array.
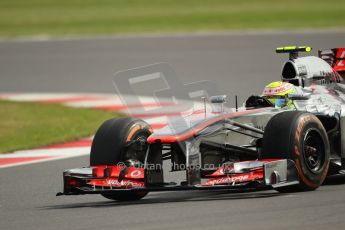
[[60, 49, 345, 196], [282, 55, 345, 163], [147, 52, 345, 183]]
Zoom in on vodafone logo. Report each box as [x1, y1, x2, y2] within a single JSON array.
[[130, 169, 142, 177]]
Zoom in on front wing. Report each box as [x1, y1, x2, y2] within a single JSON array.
[[57, 159, 299, 196]]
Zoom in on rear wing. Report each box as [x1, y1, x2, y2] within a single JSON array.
[[319, 48, 345, 77]]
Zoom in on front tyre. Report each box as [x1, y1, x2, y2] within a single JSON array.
[[90, 117, 152, 201], [262, 111, 330, 192]]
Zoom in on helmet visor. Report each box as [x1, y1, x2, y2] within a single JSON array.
[[266, 96, 287, 108]]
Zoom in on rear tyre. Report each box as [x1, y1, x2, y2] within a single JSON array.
[[262, 111, 330, 192], [90, 117, 152, 201]]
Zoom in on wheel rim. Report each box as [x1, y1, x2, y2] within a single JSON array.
[[302, 128, 325, 173], [123, 131, 150, 164]]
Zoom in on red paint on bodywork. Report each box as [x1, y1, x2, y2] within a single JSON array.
[[333, 48, 345, 77], [147, 108, 267, 143], [204, 170, 263, 186], [87, 178, 145, 188], [91, 165, 144, 179]]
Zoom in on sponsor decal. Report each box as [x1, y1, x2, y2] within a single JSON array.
[[297, 65, 307, 76], [130, 169, 142, 178], [88, 178, 145, 188], [294, 115, 311, 147], [106, 179, 144, 188], [205, 175, 250, 186], [334, 49, 345, 74], [263, 82, 293, 96], [336, 50, 345, 67], [91, 165, 144, 179]]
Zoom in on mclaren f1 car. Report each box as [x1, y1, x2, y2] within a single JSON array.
[[57, 46, 345, 201]]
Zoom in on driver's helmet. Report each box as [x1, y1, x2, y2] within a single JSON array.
[[262, 81, 297, 108]]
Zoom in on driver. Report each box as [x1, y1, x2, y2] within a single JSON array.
[[262, 81, 297, 108]]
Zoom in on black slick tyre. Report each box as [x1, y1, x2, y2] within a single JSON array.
[[262, 111, 330, 192], [90, 117, 152, 201]]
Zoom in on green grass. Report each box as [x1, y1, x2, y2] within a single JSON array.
[[0, 0, 344, 37], [0, 100, 122, 153]]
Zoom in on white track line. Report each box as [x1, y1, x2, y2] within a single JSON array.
[[0, 149, 90, 169], [0, 147, 91, 158]]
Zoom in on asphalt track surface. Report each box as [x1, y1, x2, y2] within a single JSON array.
[[1, 31, 345, 230]]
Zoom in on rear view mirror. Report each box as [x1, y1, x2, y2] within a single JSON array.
[[312, 75, 326, 80], [209, 95, 227, 104], [288, 93, 310, 100]]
